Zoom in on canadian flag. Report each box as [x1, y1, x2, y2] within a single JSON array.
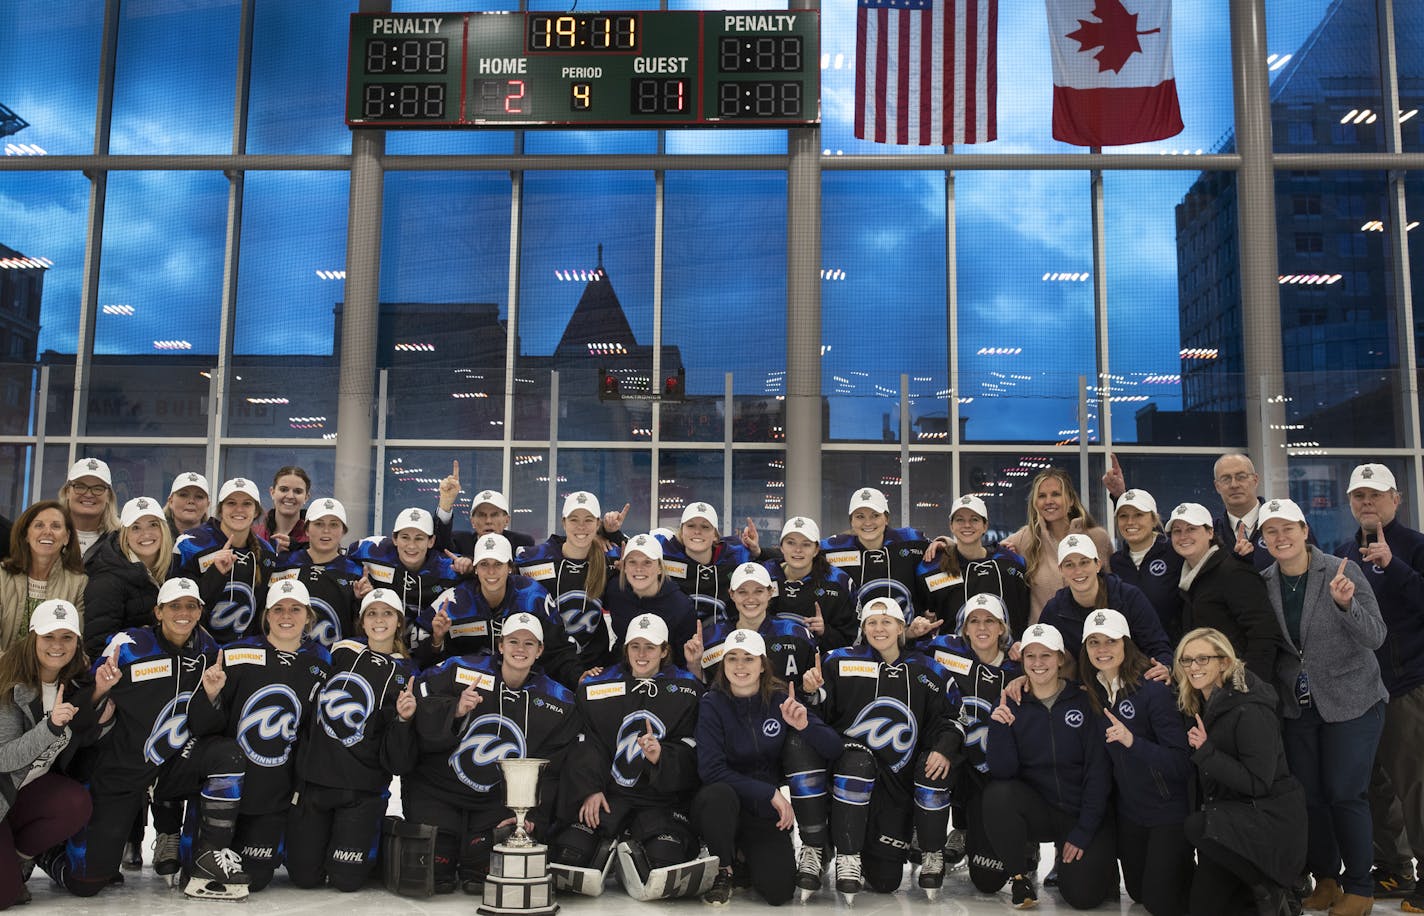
[[1047, 0, 1183, 146]]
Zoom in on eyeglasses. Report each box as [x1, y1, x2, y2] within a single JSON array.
[[1215, 472, 1256, 485], [68, 483, 109, 496], [1182, 654, 1226, 668]]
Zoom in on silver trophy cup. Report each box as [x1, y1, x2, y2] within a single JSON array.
[[499, 757, 548, 848]]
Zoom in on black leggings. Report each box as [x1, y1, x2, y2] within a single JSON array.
[[1118, 816, 1193, 916], [980, 779, 1118, 910], [1185, 810, 1273, 916], [690, 783, 795, 906]]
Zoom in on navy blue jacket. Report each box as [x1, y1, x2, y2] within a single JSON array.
[[1335, 519, 1424, 698], [603, 577, 699, 671], [696, 687, 843, 820], [987, 679, 1112, 850], [1088, 677, 1191, 828], [1109, 536, 1185, 642], [1038, 575, 1173, 667]]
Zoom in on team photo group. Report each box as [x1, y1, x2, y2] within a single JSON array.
[[0, 451, 1417, 916]]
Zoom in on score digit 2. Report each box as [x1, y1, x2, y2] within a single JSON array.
[[472, 78, 529, 116]]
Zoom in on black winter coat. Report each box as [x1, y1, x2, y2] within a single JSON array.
[[1188, 672, 1305, 888], [1179, 548, 1288, 682], [82, 530, 164, 658]]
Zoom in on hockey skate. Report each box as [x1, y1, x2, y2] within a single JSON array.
[[183, 846, 250, 900], [918, 850, 944, 900], [795, 844, 824, 902], [834, 853, 861, 905]]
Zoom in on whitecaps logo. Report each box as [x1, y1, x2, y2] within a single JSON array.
[[319, 672, 375, 747], [1064, 709, 1084, 729], [237, 683, 301, 767], [690, 594, 728, 626], [1148, 559, 1168, 577], [450, 714, 526, 792], [856, 579, 913, 616], [210, 580, 257, 636], [612, 711, 665, 788], [556, 591, 605, 639], [309, 595, 343, 648], [144, 692, 193, 765], [1118, 700, 1136, 720], [844, 696, 917, 773]]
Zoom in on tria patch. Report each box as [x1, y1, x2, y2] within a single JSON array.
[[130, 659, 174, 682]]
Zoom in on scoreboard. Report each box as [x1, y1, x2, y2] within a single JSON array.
[[345, 10, 820, 129]]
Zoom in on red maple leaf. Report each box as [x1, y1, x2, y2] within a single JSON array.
[[1065, 0, 1162, 74]]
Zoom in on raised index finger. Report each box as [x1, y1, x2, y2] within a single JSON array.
[[1337, 557, 1348, 578], [1110, 453, 1121, 473], [645, 719, 655, 737], [1104, 709, 1121, 726], [56, 683, 65, 704], [1195, 714, 1205, 731], [619, 502, 631, 520], [452, 459, 460, 478]]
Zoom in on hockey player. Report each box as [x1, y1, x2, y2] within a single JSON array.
[[173, 477, 277, 645], [345, 507, 460, 654], [413, 534, 584, 688], [801, 597, 963, 901], [286, 588, 419, 891], [657, 502, 754, 625], [766, 516, 857, 652], [516, 491, 616, 673], [42, 578, 251, 900], [551, 613, 710, 899], [603, 534, 699, 671], [921, 592, 1023, 889], [269, 498, 361, 649], [687, 562, 816, 686], [917, 495, 1031, 640], [186, 578, 332, 891], [407, 613, 579, 893], [822, 488, 931, 629]]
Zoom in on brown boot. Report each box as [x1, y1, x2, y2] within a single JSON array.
[[1303, 878, 1343, 911], [1327, 893, 1373, 916]]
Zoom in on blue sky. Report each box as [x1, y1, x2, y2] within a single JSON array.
[[0, 0, 1341, 441]]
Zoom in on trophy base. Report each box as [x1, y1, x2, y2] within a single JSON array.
[[477, 842, 559, 916]]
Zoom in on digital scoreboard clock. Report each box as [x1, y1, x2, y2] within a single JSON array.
[[345, 10, 820, 128]]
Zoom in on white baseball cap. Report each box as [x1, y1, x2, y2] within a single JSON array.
[[1020, 622, 1066, 654], [307, 497, 348, 526], [1081, 608, 1131, 642], [1115, 489, 1158, 515], [120, 497, 165, 528], [1166, 502, 1214, 531], [849, 487, 889, 515], [502, 612, 544, 642], [170, 471, 210, 497], [561, 491, 601, 519], [650, 527, 675, 542], [780, 516, 821, 543], [624, 533, 664, 562], [1348, 463, 1397, 493], [729, 562, 772, 591], [625, 613, 670, 646], [959, 592, 1008, 625], [30, 599, 81, 636], [392, 507, 434, 536], [157, 577, 203, 605], [1056, 534, 1099, 564], [1258, 498, 1307, 526], [360, 588, 403, 615], [472, 533, 514, 566], [471, 489, 510, 514], [217, 477, 262, 505], [266, 578, 311, 609], [950, 494, 989, 522], [680, 502, 718, 529], [723, 628, 766, 657], [67, 458, 112, 486], [858, 596, 905, 623]]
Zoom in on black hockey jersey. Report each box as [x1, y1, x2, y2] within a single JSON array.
[[173, 520, 277, 643], [270, 549, 363, 649], [299, 638, 419, 793], [516, 536, 616, 670], [821, 528, 929, 619]]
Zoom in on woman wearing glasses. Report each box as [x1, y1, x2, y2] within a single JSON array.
[[1176, 627, 1304, 916], [58, 459, 119, 562]]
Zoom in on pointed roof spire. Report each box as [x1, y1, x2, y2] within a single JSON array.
[[597, 243, 604, 270], [556, 248, 636, 358]]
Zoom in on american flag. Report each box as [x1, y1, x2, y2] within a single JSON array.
[[855, 0, 998, 146]]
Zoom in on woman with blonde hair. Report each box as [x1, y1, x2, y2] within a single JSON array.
[[603, 534, 698, 670], [57, 459, 120, 561], [1175, 626, 1304, 916], [1001, 469, 1112, 624], [83, 497, 174, 659], [0, 502, 86, 653]]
